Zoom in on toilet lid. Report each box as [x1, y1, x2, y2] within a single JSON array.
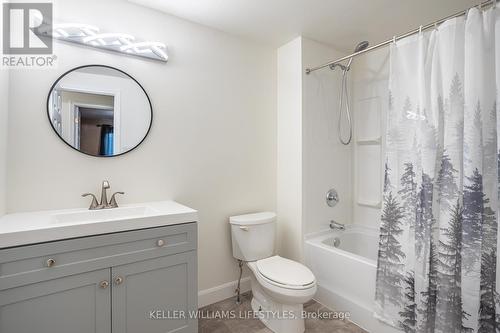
[[256, 256, 315, 287]]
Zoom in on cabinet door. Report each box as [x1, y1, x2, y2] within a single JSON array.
[[0, 268, 111, 333], [112, 251, 197, 333]]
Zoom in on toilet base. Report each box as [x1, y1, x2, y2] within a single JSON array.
[[250, 276, 305, 333]]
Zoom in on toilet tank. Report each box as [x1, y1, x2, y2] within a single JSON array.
[[230, 212, 276, 261]]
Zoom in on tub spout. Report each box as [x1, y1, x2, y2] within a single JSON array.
[[329, 220, 345, 231]]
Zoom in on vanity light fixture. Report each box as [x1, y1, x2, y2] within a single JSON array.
[[39, 23, 168, 62]]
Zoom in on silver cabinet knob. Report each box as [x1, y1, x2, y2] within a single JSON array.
[[46, 258, 56, 267], [99, 280, 109, 289], [114, 276, 124, 285], [157, 239, 165, 247]]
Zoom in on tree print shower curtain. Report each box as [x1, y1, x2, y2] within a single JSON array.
[[375, 6, 500, 333]]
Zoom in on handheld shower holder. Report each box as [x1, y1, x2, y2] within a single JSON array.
[[329, 63, 348, 71]]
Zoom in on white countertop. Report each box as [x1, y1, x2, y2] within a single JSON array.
[[0, 201, 198, 249]]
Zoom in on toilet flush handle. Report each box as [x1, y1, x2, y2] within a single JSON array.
[[239, 226, 249, 231]]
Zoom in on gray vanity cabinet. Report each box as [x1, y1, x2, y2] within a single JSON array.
[[0, 222, 197, 333], [112, 251, 197, 333], [0, 268, 111, 333]]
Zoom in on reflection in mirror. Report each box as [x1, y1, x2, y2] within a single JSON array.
[[48, 66, 152, 157]]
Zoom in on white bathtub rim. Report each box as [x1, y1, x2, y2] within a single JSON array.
[[305, 227, 378, 267], [306, 237, 376, 267], [305, 224, 379, 241]]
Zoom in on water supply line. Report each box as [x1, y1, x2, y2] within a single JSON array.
[[235, 259, 244, 304]]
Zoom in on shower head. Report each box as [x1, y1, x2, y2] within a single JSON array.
[[346, 41, 369, 69], [354, 41, 370, 53]]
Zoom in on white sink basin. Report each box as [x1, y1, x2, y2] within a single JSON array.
[[52, 206, 159, 224], [0, 201, 198, 248]]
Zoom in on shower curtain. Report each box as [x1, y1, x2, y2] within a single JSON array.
[[375, 6, 500, 333]]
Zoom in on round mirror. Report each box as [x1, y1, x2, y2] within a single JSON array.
[[47, 65, 152, 157]]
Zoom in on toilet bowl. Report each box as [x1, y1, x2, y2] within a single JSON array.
[[230, 212, 317, 333], [247, 256, 317, 333], [248, 256, 317, 304]]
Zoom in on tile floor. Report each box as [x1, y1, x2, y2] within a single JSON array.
[[199, 292, 367, 333]]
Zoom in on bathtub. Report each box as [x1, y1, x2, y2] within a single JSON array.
[[305, 225, 400, 333]]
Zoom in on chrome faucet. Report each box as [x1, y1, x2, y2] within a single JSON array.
[[82, 181, 124, 210], [329, 220, 345, 231], [100, 180, 110, 207]]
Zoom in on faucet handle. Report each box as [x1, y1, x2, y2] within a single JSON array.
[[82, 193, 99, 210], [109, 192, 125, 208]]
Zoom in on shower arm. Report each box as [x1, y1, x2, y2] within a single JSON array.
[[305, 0, 496, 74]]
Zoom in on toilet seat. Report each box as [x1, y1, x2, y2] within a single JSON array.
[[256, 256, 315, 290]]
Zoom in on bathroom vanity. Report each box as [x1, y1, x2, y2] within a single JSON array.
[[0, 201, 198, 333]]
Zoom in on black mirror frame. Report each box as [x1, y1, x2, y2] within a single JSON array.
[[46, 64, 153, 158]]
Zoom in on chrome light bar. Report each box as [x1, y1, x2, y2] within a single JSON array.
[[38, 23, 168, 62]]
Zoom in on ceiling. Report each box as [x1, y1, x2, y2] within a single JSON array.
[[129, 0, 476, 52]]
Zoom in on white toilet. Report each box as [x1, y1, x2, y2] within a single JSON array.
[[230, 212, 317, 333]]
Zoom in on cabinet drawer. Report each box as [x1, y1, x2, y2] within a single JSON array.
[[0, 223, 196, 290]]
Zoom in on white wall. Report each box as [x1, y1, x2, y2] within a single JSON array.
[[0, 68, 8, 216], [302, 38, 351, 235], [6, 0, 276, 294], [277, 37, 303, 261], [351, 47, 390, 227]]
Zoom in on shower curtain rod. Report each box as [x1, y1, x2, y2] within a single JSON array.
[[305, 0, 496, 74]]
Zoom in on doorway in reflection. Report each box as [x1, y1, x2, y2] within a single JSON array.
[[76, 106, 114, 156]]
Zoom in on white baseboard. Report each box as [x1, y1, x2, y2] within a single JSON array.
[[198, 277, 252, 308]]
